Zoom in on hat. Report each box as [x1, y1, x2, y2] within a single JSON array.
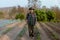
[[29, 7, 35, 10]]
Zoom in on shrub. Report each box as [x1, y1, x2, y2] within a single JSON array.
[[46, 10, 56, 22], [15, 13, 25, 20], [35, 9, 47, 21], [35, 9, 56, 22]]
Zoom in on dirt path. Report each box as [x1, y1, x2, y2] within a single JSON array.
[[0, 21, 26, 40], [36, 23, 51, 40], [20, 29, 33, 40], [19, 22, 51, 40], [17, 25, 34, 40]]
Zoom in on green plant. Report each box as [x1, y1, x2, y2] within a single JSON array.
[[15, 13, 25, 20], [35, 9, 47, 21], [36, 31, 41, 40], [35, 9, 56, 22], [46, 10, 56, 22]]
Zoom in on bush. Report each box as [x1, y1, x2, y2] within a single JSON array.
[[15, 13, 25, 20], [35, 9, 47, 21], [46, 10, 56, 21], [35, 9, 56, 22]]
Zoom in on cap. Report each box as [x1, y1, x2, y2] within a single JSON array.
[[29, 7, 35, 10]]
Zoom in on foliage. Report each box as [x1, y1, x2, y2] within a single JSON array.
[[46, 10, 56, 21], [15, 13, 25, 20], [51, 7, 60, 20], [35, 9, 56, 22], [35, 9, 47, 21]]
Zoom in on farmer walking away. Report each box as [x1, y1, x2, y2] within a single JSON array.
[[26, 7, 37, 37]]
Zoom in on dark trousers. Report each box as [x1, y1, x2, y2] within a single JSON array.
[[28, 24, 34, 37]]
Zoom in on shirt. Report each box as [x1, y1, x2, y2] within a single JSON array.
[[26, 13, 36, 25]]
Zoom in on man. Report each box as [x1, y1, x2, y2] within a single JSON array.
[[26, 7, 37, 37]]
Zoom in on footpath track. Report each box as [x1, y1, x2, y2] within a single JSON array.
[[16, 25, 35, 40], [18, 27, 34, 40], [16, 23, 41, 40]]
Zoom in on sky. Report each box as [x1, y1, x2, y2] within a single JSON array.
[[0, 0, 60, 8]]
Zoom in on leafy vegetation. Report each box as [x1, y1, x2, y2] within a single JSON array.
[[35, 9, 56, 22], [15, 13, 25, 20], [35, 9, 47, 21], [46, 10, 56, 22]]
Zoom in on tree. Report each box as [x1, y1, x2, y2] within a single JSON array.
[[46, 10, 56, 21], [51, 7, 60, 20], [28, 0, 41, 8], [35, 9, 56, 22], [35, 9, 47, 21]]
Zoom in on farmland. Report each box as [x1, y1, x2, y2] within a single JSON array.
[[0, 20, 60, 40]]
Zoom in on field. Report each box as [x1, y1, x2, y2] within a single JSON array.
[[0, 20, 60, 40]]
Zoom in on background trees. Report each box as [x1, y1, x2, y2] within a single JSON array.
[[35, 9, 47, 21], [51, 7, 60, 20], [35, 9, 56, 22], [46, 10, 56, 21], [28, 0, 41, 8]]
